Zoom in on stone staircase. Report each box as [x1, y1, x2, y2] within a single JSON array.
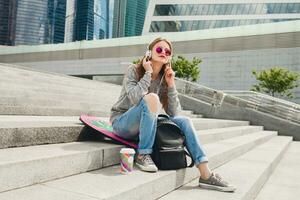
[[0, 63, 298, 200]]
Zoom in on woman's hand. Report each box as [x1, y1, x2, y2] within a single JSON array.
[[164, 64, 175, 88], [142, 57, 153, 73]]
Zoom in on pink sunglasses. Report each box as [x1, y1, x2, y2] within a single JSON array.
[[155, 46, 171, 56]]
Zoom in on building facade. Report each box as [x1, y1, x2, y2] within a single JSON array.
[[0, 0, 66, 46], [0, 0, 112, 45], [73, 0, 109, 41], [143, 0, 300, 34], [113, 0, 149, 38]]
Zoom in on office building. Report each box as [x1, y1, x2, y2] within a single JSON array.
[[0, 0, 66, 46], [113, 0, 149, 37], [143, 0, 300, 34]]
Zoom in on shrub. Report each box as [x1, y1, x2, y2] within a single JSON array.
[[251, 67, 299, 98], [171, 55, 201, 82]]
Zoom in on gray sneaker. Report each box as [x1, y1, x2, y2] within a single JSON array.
[[199, 173, 236, 192], [135, 154, 158, 172]]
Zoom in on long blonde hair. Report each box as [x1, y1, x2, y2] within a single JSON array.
[[135, 37, 173, 110]]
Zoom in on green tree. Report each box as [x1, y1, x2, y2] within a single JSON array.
[[132, 58, 140, 65], [171, 55, 201, 82], [251, 67, 299, 98]]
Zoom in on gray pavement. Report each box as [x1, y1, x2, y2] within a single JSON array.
[[255, 142, 300, 200]]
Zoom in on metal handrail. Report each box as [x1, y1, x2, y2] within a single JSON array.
[[175, 78, 300, 124]]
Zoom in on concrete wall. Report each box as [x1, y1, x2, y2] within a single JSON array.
[[183, 47, 300, 103]]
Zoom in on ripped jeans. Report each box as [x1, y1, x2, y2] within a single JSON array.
[[112, 99, 208, 166]]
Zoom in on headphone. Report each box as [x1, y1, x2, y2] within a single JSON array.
[[145, 45, 152, 61]]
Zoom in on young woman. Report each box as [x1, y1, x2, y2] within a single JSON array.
[[110, 37, 236, 192]]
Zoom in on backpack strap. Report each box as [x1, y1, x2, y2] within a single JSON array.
[[184, 150, 195, 168]]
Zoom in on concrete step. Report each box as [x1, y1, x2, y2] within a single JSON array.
[[199, 126, 263, 144], [0, 141, 123, 193], [255, 142, 300, 200], [0, 87, 120, 100], [0, 96, 116, 110], [179, 110, 203, 118], [0, 75, 109, 91], [0, 64, 113, 89], [0, 116, 251, 148], [0, 105, 110, 116], [191, 118, 249, 130], [0, 131, 276, 198], [0, 90, 120, 113], [159, 136, 292, 200], [0, 82, 121, 97], [0, 115, 87, 148], [0, 76, 114, 92]]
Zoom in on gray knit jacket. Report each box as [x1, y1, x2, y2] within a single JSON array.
[[109, 64, 181, 123]]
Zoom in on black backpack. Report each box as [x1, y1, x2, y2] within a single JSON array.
[[151, 114, 194, 170]]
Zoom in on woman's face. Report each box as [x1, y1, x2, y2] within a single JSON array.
[[151, 41, 172, 64]]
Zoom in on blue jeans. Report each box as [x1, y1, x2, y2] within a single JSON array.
[[112, 99, 208, 166]]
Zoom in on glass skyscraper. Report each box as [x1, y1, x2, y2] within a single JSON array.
[[0, 0, 111, 45], [0, 0, 66, 46], [65, 0, 76, 43], [73, 0, 109, 41], [113, 0, 149, 38], [143, 0, 300, 34], [65, 0, 111, 42]]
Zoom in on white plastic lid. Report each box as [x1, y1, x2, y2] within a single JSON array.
[[120, 148, 135, 154]]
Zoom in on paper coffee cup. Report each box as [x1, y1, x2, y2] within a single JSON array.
[[120, 148, 135, 174]]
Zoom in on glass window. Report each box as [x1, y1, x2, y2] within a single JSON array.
[[257, 4, 265, 14], [213, 4, 221, 15], [190, 21, 197, 30], [240, 4, 247, 15], [234, 20, 241, 26], [235, 5, 243, 15], [250, 4, 257, 14], [288, 3, 299, 13], [183, 5, 189, 15], [190, 4, 197, 15], [273, 4, 281, 13], [178, 5, 184, 15], [280, 3, 288, 13], [203, 20, 210, 29], [209, 20, 216, 28], [194, 5, 200, 16], [219, 4, 227, 15], [231, 4, 238, 15], [202, 5, 209, 15], [296, 4, 300, 12], [223, 20, 230, 27], [226, 4, 233, 15], [250, 19, 256, 24], [173, 5, 178, 15], [198, 21, 205, 29], [207, 5, 214, 15], [196, 5, 203, 15], [227, 20, 234, 27], [215, 20, 223, 28], [267, 4, 275, 14], [248, 4, 256, 14], [186, 21, 193, 30], [155, 5, 171, 16], [239, 20, 246, 26]]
